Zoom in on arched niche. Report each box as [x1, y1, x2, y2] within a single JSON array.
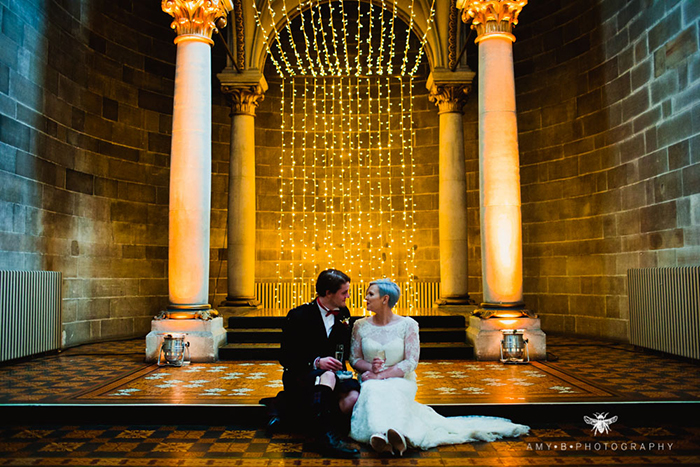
[[246, 0, 444, 74]]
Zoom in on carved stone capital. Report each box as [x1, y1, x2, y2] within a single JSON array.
[[428, 84, 472, 114], [222, 85, 266, 116], [456, 0, 527, 41], [162, 0, 233, 45]]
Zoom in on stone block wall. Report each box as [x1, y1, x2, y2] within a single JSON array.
[[497, 0, 700, 340], [0, 0, 230, 347]]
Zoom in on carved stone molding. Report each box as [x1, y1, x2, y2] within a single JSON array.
[[233, 0, 245, 71], [456, 0, 527, 39], [222, 85, 266, 116], [162, 0, 232, 44], [448, 0, 458, 71], [428, 84, 472, 114]]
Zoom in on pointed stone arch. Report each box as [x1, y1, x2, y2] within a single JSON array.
[[246, 0, 445, 74]]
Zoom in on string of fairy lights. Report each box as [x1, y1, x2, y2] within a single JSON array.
[[253, 0, 435, 309]]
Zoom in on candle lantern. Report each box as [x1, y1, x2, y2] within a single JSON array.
[[157, 334, 191, 367], [500, 329, 529, 364]]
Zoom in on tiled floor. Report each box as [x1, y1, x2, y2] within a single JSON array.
[[1, 421, 698, 466], [1, 334, 699, 465]]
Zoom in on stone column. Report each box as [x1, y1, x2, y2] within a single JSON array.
[[458, 0, 534, 318], [161, 0, 232, 315], [428, 69, 475, 308], [144, 0, 233, 363], [219, 76, 267, 309]]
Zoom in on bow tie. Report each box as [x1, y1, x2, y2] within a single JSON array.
[[318, 298, 339, 317]]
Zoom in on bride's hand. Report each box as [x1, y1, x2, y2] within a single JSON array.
[[361, 370, 380, 381], [371, 357, 385, 374]]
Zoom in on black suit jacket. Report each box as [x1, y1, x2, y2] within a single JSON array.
[[280, 298, 352, 393]]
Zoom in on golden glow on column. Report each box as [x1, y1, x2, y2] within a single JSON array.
[[163, 0, 232, 307], [459, 0, 527, 306], [169, 45, 210, 305]]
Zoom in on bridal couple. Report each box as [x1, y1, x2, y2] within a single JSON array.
[[268, 269, 529, 458]]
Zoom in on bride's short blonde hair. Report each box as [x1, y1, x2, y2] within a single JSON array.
[[369, 279, 401, 308]]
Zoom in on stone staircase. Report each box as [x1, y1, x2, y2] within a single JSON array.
[[218, 314, 473, 361]]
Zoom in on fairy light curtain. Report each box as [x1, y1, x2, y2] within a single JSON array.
[[253, 0, 435, 309]]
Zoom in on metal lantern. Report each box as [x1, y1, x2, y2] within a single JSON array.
[[157, 334, 191, 367], [500, 329, 529, 364]]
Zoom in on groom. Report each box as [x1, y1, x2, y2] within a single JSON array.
[[278, 269, 360, 457]]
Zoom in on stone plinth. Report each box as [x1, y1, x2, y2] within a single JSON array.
[[432, 304, 479, 317], [145, 317, 226, 363], [466, 315, 546, 361]]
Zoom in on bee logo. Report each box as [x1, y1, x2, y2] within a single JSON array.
[[584, 412, 618, 435]]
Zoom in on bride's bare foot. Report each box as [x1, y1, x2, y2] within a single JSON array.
[[387, 428, 407, 456], [370, 433, 393, 454]]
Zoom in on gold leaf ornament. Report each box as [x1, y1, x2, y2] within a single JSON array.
[[456, 0, 527, 34], [162, 0, 233, 40]]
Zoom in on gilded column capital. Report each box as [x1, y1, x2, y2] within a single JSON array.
[[222, 85, 266, 116], [428, 84, 472, 114], [162, 0, 233, 45], [456, 0, 527, 42]]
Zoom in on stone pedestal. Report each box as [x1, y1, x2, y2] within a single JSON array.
[[431, 304, 479, 317], [466, 315, 546, 361], [145, 317, 226, 363]]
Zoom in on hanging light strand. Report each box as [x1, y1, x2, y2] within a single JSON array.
[[408, 76, 417, 306], [280, 0, 306, 75], [387, 0, 397, 75], [339, 0, 352, 76], [251, 0, 286, 76], [399, 0, 416, 76], [376, 0, 387, 74], [409, 0, 437, 76]]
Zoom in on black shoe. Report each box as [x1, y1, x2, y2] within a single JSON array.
[[320, 431, 360, 458], [266, 416, 283, 436]]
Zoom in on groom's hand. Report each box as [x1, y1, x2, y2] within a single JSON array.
[[317, 357, 343, 371]]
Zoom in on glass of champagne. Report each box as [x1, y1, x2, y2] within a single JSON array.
[[335, 344, 344, 362], [376, 350, 386, 371]]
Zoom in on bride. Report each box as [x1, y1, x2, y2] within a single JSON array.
[[349, 279, 529, 455]]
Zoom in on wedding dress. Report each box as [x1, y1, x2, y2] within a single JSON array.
[[349, 315, 529, 449]]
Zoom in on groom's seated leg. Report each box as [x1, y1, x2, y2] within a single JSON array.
[[261, 392, 288, 435], [318, 370, 336, 390], [338, 389, 359, 415], [310, 373, 359, 458]]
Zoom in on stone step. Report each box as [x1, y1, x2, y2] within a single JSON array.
[[226, 327, 466, 344], [227, 314, 467, 330], [226, 328, 282, 343], [218, 341, 473, 361], [227, 316, 286, 329], [420, 342, 473, 360]]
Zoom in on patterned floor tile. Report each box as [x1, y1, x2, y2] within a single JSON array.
[[0, 421, 698, 466]]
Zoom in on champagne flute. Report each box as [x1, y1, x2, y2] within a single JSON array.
[[377, 349, 386, 371], [335, 344, 345, 362]]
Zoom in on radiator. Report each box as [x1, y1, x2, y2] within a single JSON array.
[[628, 267, 700, 359], [255, 280, 441, 311], [0, 271, 62, 363]]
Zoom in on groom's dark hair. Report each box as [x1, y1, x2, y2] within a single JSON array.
[[316, 269, 351, 296]]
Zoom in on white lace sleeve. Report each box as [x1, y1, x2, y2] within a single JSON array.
[[395, 318, 420, 375], [350, 318, 364, 368]]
